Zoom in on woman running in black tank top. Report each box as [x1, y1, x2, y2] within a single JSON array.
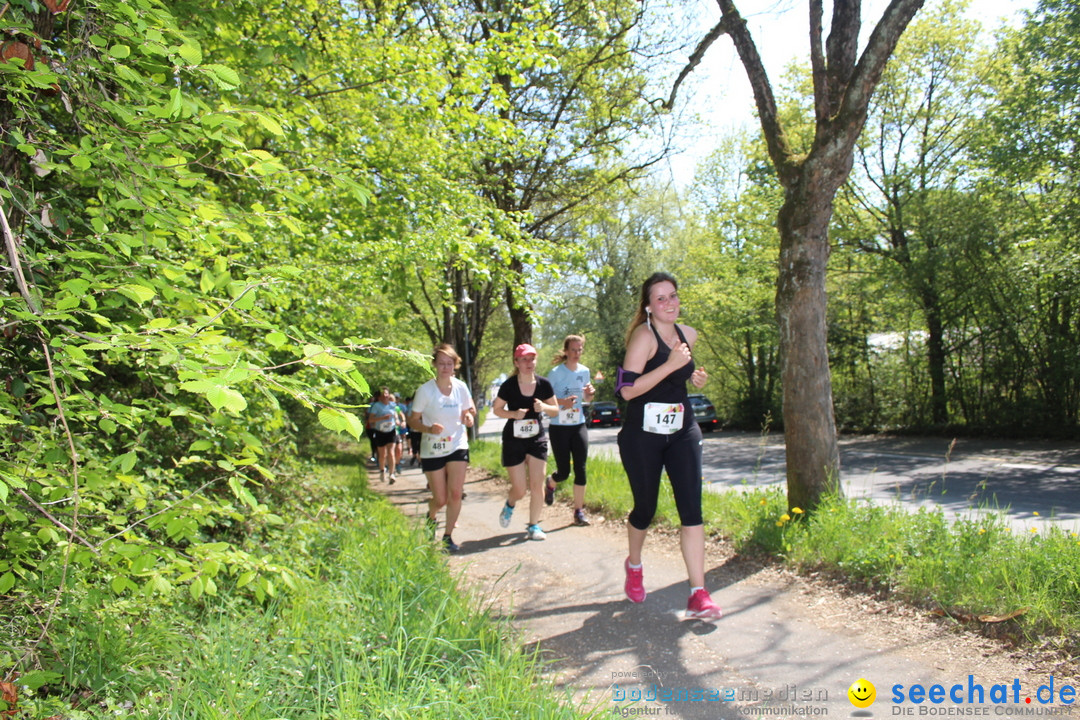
[[615, 272, 723, 620]]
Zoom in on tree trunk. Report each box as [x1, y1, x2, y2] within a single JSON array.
[[921, 285, 949, 425], [504, 258, 533, 347], [688, 0, 927, 510], [776, 172, 842, 510]]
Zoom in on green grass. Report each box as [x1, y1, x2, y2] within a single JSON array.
[[13, 446, 591, 719], [470, 438, 1080, 653], [159, 493, 581, 719]]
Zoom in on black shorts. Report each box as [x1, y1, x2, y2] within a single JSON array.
[[371, 429, 397, 447], [421, 448, 469, 473], [501, 435, 548, 467]]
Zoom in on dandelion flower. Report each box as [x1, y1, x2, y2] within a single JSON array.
[[1030, 528, 1038, 533], [780, 513, 791, 522], [1033, 511, 1040, 516], [792, 507, 804, 514]]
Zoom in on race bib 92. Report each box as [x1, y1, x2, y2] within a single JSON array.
[[558, 406, 582, 425]]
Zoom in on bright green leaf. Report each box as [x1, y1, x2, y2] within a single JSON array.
[[206, 386, 247, 412], [118, 451, 137, 473], [117, 283, 156, 304], [177, 42, 203, 65], [205, 63, 240, 89], [254, 112, 284, 137]]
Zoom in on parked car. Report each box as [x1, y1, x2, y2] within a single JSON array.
[[687, 393, 718, 431], [587, 401, 621, 427]]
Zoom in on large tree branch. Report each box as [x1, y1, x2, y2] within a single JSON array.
[[408, 266, 443, 345], [713, 0, 797, 184], [826, 0, 862, 115], [809, 0, 829, 124], [830, 0, 926, 154]]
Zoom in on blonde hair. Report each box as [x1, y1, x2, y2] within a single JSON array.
[[552, 334, 585, 365], [432, 343, 462, 370], [624, 272, 678, 347]]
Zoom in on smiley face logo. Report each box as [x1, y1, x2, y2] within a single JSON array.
[[848, 678, 876, 708]]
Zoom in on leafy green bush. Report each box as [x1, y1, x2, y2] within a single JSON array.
[[8, 450, 586, 718]]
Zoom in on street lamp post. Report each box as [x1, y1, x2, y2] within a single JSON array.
[[460, 291, 475, 440]]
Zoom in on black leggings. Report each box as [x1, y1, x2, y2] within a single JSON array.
[[617, 422, 703, 530], [549, 424, 588, 486]]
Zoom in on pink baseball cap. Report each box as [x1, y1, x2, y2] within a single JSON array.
[[514, 343, 538, 358]]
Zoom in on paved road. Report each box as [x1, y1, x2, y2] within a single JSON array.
[[478, 417, 1080, 533], [374, 451, 1073, 720]]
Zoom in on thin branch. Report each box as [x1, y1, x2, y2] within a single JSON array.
[[662, 17, 730, 110], [300, 71, 421, 100], [95, 480, 216, 548], [1, 204, 41, 315], [13, 488, 97, 552], [15, 341, 89, 680], [39, 332, 89, 552], [189, 284, 263, 335]]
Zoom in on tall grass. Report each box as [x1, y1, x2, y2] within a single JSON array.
[[470, 438, 1080, 650], [162, 493, 581, 719], [14, 449, 589, 719]]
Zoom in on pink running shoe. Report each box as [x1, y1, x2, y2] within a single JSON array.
[[686, 588, 723, 619], [624, 558, 646, 603]]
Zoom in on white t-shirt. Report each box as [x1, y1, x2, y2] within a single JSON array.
[[548, 363, 591, 427], [411, 377, 474, 458]]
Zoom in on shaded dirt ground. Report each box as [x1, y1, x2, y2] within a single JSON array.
[[373, 457, 1078, 720]]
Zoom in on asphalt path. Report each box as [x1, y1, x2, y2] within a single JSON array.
[[376, 423, 1078, 720], [478, 418, 1080, 533]]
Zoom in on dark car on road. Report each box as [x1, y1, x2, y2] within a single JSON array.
[[587, 401, 621, 427], [688, 394, 719, 431]]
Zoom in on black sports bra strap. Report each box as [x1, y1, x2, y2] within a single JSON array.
[[651, 322, 688, 347], [650, 322, 665, 347]]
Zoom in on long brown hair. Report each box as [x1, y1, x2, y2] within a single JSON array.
[[624, 272, 678, 347], [552, 334, 584, 365]]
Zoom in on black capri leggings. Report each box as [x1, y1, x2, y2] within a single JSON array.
[[617, 422, 704, 530], [549, 424, 589, 486]]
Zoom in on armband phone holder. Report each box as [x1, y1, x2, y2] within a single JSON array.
[[615, 366, 639, 399]]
